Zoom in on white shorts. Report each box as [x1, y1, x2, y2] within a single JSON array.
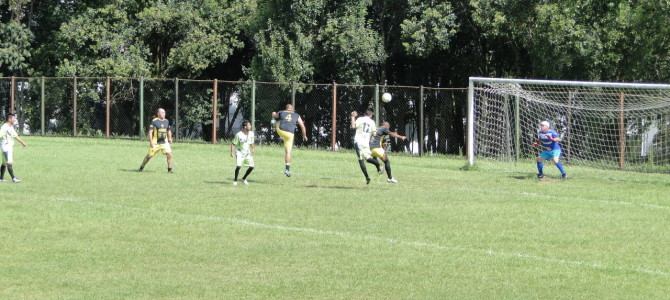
[[2, 149, 13, 164], [236, 151, 254, 167], [354, 142, 371, 160]]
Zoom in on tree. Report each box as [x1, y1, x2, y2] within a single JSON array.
[[0, 20, 33, 76]]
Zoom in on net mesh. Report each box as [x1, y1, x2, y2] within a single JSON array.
[[0, 77, 470, 156], [472, 79, 670, 172]]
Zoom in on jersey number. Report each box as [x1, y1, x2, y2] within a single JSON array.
[[362, 123, 371, 133], [285, 114, 292, 122]]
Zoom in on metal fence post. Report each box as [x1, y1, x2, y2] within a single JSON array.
[[174, 78, 179, 140], [139, 77, 144, 137], [619, 92, 625, 169], [467, 78, 475, 166], [10, 76, 15, 113], [40, 76, 45, 135], [251, 80, 256, 130], [106, 77, 111, 138], [514, 94, 520, 162], [331, 81, 337, 151], [73, 76, 77, 136], [374, 84, 379, 125], [212, 79, 218, 144], [419, 85, 424, 156]]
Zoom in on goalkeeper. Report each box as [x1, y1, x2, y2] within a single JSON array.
[[533, 121, 567, 179]]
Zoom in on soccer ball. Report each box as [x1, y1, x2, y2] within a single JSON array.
[[382, 92, 392, 103]]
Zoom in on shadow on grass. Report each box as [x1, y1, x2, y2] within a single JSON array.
[[203, 181, 229, 184], [119, 168, 152, 173], [303, 184, 361, 190], [510, 173, 536, 180]]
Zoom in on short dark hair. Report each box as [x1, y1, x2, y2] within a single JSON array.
[[6, 113, 15, 121], [366, 108, 374, 115], [242, 120, 251, 127]]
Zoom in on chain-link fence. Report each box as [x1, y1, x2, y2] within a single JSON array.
[[0, 77, 468, 155]]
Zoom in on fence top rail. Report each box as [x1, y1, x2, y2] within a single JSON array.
[[424, 87, 469, 91], [470, 77, 670, 90], [0, 76, 467, 90]]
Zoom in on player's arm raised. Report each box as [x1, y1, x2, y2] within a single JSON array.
[[389, 131, 407, 141], [350, 111, 358, 129]]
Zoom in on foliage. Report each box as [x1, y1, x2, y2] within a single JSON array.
[[0, 20, 33, 76]]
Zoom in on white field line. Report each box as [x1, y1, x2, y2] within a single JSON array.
[[51, 197, 670, 278]]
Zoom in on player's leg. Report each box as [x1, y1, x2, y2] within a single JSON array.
[[552, 151, 567, 178], [370, 148, 384, 174], [356, 143, 372, 184], [358, 159, 371, 184], [163, 144, 174, 173], [0, 157, 6, 181], [234, 166, 241, 182], [0, 150, 6, 180], [278, 129, 294, 176], [233, 151, 243, 185], [242, 155, 254, 184], [536, 155, 545, 179], [2, 150, 17, 182], [139, 147, 157, 171], [366, 157, 381, 173], [381, 153, 396, 182]]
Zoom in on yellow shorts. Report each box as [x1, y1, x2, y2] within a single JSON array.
[[276, 128, 294, 152], [147, 143, 172, 157], [371, 147, 385, 159]]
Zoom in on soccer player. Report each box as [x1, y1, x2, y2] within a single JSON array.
[[351, 109, 381, 184], [231, 120, 255, 185], [138, 108, 174, 173], [0, 113, 27, 183], [370, 121, 406, 184], [533, 120, 567, 179], [271, 103, 307, 177]]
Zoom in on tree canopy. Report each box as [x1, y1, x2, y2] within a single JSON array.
[[3, 0, 670, 85]]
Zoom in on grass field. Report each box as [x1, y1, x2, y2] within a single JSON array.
[[1, 137, 669, 299]]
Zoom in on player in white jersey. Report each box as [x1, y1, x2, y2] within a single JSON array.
[[230, 120, 255, 185], [0, 113, 27, 183], [350, 109, 381, 184]]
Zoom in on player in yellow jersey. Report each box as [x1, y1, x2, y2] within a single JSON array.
[[272, 103, 307, 177], [370, 121, 406, 183], [138, 108, 174, 173]]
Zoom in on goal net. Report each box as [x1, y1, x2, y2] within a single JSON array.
[[467, 77, 670, 172]]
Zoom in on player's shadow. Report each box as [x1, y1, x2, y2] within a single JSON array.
[[303, 184, 360, 190], [510, 173, 536, 180], [119, 168, 150, 173], [203, 180, 229, 184]]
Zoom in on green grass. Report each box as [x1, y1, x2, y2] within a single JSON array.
[[1, 136, 669, 299]]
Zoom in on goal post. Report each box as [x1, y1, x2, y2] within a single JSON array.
[[467, 77, 670, 172]]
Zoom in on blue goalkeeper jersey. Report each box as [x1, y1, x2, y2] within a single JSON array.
[[538, 129, 561, 151]]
